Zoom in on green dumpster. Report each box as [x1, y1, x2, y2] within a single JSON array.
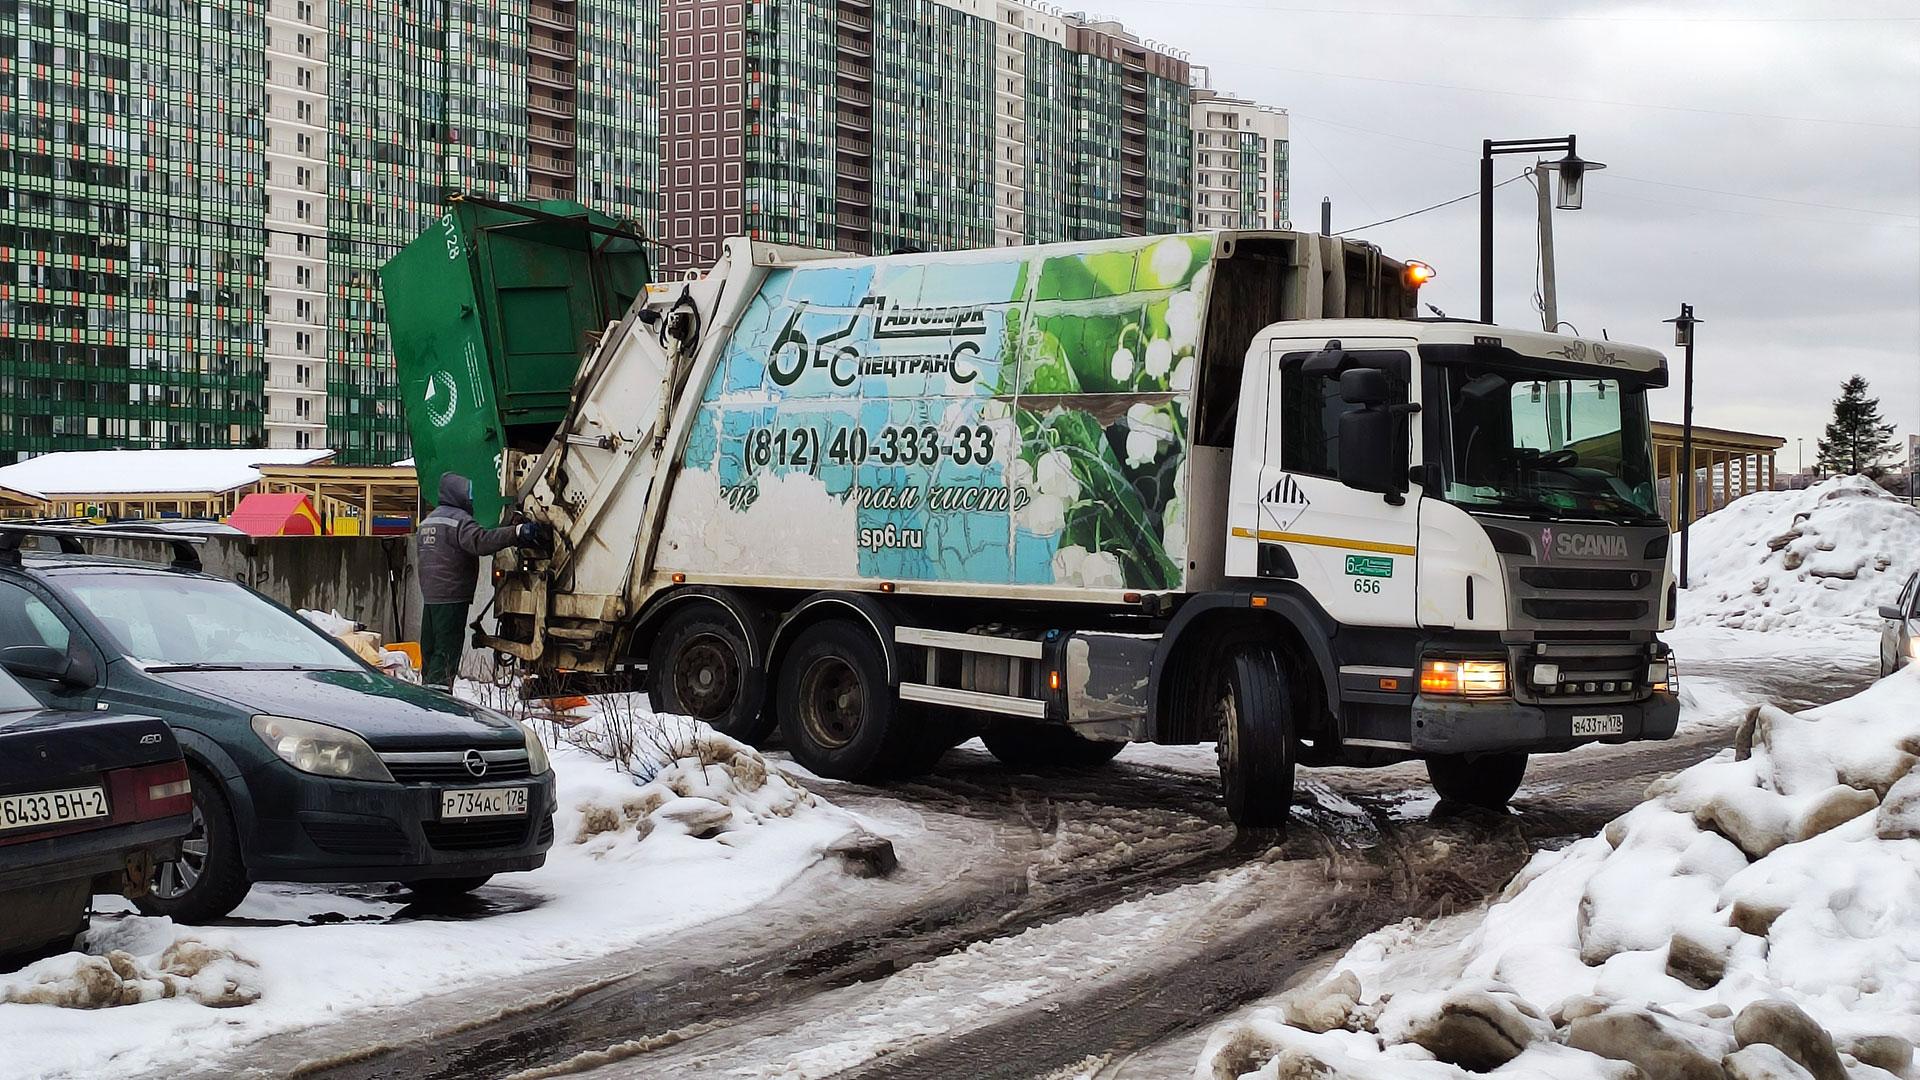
[[382, 198, 649, 526]]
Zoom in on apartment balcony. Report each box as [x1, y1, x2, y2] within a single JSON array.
[[1123, 98, 1146, 116], [528, 29, 573, 60], [529, 123, 577, 148], [528, 92, 574, 119], [1121, 120, 1147, 138], [267, 409, 326, 428], [837, 160, 873, 181], [528, 152, 575, 177], [265, 376, 326, 395], [836, 34, 871, 58], [834, 6, 872, 31], [836, 64, 872, 85], [835, 183, 871, 207], [528, 2, 576, 29], [834, 109, 869, 133], [837, 134, 872, 158], [529, 181, 573, 200], [1122, 182, 1147, 200], [838, 0, 872, 10], [837, 85, 872, 109], [528, 61, 574, 89]]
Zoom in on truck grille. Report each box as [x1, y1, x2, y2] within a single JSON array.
[[1518, 567, 1651, 592], [1515, 643, 1657, 704], [424, 819, 533, 851], [1521, 598, 1650, 622]]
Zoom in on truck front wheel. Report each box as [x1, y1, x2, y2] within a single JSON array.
[[777, 621, 917, 782], [1213, 644, 1297, 828], [651, 606, 773, 744], [982, 726, 1124, 771], [1426, 752, 1528, 809]]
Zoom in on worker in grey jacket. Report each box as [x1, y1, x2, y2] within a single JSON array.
[[417, 472, 540, 689]]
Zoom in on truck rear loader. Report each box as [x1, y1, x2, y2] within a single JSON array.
[[384, 220, 1680, 824]]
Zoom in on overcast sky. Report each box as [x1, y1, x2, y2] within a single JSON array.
[[1096, 0, 1920, 469]]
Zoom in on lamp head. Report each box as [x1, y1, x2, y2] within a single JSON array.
[[1551, 152, 1606, 210]]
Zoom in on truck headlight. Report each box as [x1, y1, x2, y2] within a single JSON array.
[[1650, 657, 1679, 693], [520, 721, 552, 775], [1420, 658, 1509, 696], [251, 715, 394, 782]]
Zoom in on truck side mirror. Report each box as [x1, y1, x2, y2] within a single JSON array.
[[1338, 409, 1400, 497], [1339, 367, 1390, 406], [1, 644, 96, 689]]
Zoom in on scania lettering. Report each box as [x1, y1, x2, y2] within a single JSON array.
[[383, 220, 1680, 823]]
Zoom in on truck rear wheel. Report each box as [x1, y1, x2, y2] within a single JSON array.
[[1426, 752, 1528, 809], [651, 606, 772, 744], [982, 726, 1124, 771], [1213, 644, 1297, 828], [776, 621, 917, 782]]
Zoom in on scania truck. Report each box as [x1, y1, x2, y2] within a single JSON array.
[[384, 211, 1679, 825]]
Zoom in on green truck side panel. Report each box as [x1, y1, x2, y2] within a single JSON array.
[[381, 200, 648, 526]]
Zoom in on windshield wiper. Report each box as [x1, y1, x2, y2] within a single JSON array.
[[143, 662, 319, 673]]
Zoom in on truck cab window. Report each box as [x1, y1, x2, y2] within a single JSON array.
[[1426, 362, 1660, 523], [1276, 350, 1410, 479]]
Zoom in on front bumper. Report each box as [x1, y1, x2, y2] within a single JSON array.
[[240, 762, 558, 883], [1410, 691, 1680, 755]]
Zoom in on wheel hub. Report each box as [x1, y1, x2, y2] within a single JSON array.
[[799, 656, 864, 749], [673, 634, 740, 720], [153, 801, 208, 900]]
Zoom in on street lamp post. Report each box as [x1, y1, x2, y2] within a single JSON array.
[[1666, 304, 1701, 588], [1479, 135, 1604, 325]]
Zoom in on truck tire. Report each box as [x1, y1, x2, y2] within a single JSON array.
[[1213, 644, 1297, 828], [135, 767, 251, 923], [982, 726, 1124, 771], [1426, 752, 1528, 809], [776, 621, 918, 782], [650, 606, 773, 744]]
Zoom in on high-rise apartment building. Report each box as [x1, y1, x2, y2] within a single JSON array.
[[6, 0, 1226, 463], [656, 0, 1192, 274], [1189, 82, 1290, 231], [1, 0, 658, 464]]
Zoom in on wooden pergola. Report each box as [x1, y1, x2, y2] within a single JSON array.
[[1652, 421, 1786, 532], [0, 483, 47, 518], [253, 464, 422, 535]]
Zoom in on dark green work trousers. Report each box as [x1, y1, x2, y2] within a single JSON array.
[[421, 602, 469, 690]]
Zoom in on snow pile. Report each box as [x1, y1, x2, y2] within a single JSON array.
[[1198, 668, 1920, 1080], [563, 699, 822, 851], [1678, 476, 1920, 638], [2, 926, 261, 1011]]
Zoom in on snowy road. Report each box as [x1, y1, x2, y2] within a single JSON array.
[[267, 649, 1874, 1080]]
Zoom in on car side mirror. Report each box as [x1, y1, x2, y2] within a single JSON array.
[[1881, 605, 1907, 621], [1, 644, 97, 689]]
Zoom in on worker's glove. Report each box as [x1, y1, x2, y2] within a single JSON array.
[[516, 522, 549, 548]]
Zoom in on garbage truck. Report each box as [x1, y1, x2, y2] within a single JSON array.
[[384, 221, 1680, 825]]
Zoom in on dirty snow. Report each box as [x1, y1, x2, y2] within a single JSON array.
[[1198, 662, 1920, 1080], [1676, 476, 1920, 642], [0, 692, 878, 1080]]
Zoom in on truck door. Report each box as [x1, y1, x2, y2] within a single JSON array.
[[1245, 338, 1421, 628]]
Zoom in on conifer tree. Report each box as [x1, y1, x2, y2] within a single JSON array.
[[1815, 375, 1897, 477]]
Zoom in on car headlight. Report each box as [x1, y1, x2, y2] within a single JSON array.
[[520, 721, 551, 775], [250, 715, 394, 782]]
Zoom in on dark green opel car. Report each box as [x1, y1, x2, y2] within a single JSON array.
[[0, 548, 556, 921]]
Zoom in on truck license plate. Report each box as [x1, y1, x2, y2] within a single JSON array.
[[440, 787, 529, 820], [1571, 713, 1626, 737], [0, 785, 108, 832]]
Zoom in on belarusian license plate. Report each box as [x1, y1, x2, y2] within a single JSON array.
[[0, 785, 109, 832], [439, 787, 529, 820], [1571, 713, 1626, 737]]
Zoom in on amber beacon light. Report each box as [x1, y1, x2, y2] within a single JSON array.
[[1402, 260, 1437, 289]]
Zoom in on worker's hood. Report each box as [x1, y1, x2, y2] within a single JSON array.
[[438, 472, 475, 512], [148, 667, 525, 750]]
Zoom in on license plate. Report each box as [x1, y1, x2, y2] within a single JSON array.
[[440, 787, 529, 820], [1571, 713, 1626, 737], [0, 785, 109, 832]]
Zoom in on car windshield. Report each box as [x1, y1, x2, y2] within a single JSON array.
[[0, 666, 38, 712], [1426, 363, 1661, 524], [58, 573, 353, 669]]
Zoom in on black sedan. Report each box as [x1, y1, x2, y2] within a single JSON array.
[[0, 547, 556, 922], [0, 661, 193, 965]]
